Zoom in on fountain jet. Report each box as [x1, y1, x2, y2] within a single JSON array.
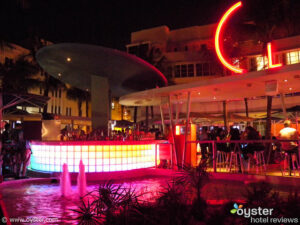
[[77, 160, 87, 197], [60, 163, 71, 197]]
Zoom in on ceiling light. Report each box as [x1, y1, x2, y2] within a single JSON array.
[[66, 57, 71, 62], [284, 79, 288, 82], [58, 73, 62, 77], [198, 92, 200, 95], [213, 96, 216, 100], [289, 87, 292, 91]]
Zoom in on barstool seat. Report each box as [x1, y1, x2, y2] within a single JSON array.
[[248, 150, 266, 174], [216, 151, 229, 172], [228, 144, 244, 173], [282, 151, 299, 176]]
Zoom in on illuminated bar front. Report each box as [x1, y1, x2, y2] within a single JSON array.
[[30, 141, 160, 173]]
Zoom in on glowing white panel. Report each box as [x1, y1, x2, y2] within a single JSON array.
[[30, 142, 159, 173]]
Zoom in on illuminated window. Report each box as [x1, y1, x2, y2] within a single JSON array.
[[256, 56, 268, 71], [111, 102, 115, 110], [286, 51, 300, 65]]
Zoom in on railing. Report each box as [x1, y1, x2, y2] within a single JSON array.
[[186, 139, 300, 176]]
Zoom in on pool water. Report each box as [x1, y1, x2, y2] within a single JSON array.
[[0, 177, 295, 224]]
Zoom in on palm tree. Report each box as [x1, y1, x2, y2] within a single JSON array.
[[1, 55, 41, 93], [41, 72, 65, 118], [66, 86, 90, 117]]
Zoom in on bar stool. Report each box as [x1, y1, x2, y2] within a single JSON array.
[[229, 144, 244, 173], [282, 151, 299, 176], [248, 150, 266, 174], [216, 150, 228, 172]]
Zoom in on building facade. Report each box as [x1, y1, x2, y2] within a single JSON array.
[[125, 24, 300, 132]]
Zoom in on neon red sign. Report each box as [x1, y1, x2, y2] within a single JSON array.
[[215, 1, 282, 74]]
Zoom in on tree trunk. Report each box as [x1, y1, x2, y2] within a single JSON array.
[[42, 74, 49, 119], [265, 96, 272, 139], [134, 106, 137, 124], [121, 105, 124, 120], [85, 99, 89, 117], [145, 106, 149, 132], [223, 101, 227, 129], [151, 106, 154, 119], [244, 98, 249, 117], [78, 100, 82, 117]]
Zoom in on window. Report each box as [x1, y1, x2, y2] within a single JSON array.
[[286, 51, 300, 65], [58, 106, 61, 115], [181, 65, 187, 77], [69, 108, 72, 116], [256, 56, 268, 71], [203, 63, 210, 76], [188, 64, 194, 77], [174, 65, 181, 77], [66, 107, 68, 116], [51, 106, 53, 113], [111, 102, 115, 110], [54, 106, 57, 114], [59, 89, 61, 98], [196, 64, 202, 76]]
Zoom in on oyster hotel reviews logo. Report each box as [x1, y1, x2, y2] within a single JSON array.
[[230, 203, 298, 224]]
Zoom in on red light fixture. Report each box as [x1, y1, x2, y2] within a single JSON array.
[[215, 1, 246, 74], [267, 43, 282, 69]]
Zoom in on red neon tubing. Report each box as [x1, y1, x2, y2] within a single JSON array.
[[215, 1, 246, 74], [267, 43, 282, 68]]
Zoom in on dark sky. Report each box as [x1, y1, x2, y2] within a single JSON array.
[[0, 0, 239, 50], [1, 0, 300, 50]]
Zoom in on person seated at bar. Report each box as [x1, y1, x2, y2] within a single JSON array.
[[198, 126, 210, 160], [216, 128, 229, 152], [228, 127, 240, 151], [278, 120, 299, 152], [241, 126, 263, 160], [278, 120, 299, 171]]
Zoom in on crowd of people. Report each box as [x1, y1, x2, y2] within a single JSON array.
[[60, 126, 161, 141], [197, 121, 299, 166], [1, 123, 31, 179]]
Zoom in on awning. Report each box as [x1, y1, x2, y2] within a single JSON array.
[[2, 92, 49, 110]]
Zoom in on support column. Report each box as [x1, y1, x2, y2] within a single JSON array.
[[183, 92, 191, 167], [91, 75, 109, 130], [223, 101, 228, 129], [0, 77, 3, 151], [175, 95, 179, 124], [160, 105, 165, 135], [167, 95, 178, 169], [280, 93, 287, 119]]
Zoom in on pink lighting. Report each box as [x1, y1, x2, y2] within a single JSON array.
[[215, 1, 246, 74], [267, 42, 282, 69], [30, 141, 160, 173]]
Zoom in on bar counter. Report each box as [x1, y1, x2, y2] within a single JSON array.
[[29, 140, 164, 173]]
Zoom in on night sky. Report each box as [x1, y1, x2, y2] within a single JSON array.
[[1, 0, 300, 50]]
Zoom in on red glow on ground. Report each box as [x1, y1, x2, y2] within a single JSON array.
[[267, 43, 282, 69], [215, 1, 246, 74]]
